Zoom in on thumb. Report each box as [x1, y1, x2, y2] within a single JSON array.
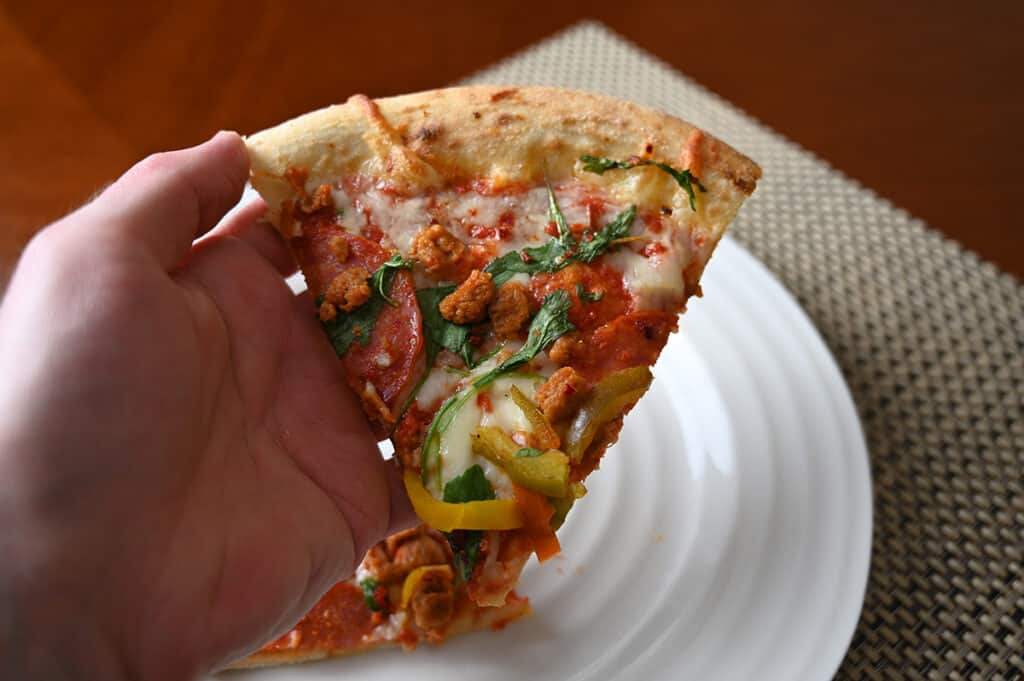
[[80, 131, 249, 271]]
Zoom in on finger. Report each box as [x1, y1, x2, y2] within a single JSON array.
[[84, 131, 249, 270], [383, 458, 417, 537], [201, 197, 298, 277]]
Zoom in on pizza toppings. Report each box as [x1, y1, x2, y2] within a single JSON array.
[[511, 485, 561, 562], [470, 427, 569, 498], [507, 384, 560, 449], [579, 155, 707, 211], [329, 234, 350, 262], [438, 270, 496, 324], [325, 268, 372, 312], [409, 223, 466, 278], [319, 253, 414, 356], [483, 185, 638, 285], [488, 281, 530, 338], [240, 87, 764, 662], [534, 366, 589, 424], [358, 577, 387, 612], [547, 333, 582, 366], [564, 366, 652, 463], [289, 151, 710, 579], [415, 286, 476, 368], [403, 470, 522, 532], [400, 565, 456, 632]]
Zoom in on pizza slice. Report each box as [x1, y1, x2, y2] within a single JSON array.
[[236, 86, 759, 664]]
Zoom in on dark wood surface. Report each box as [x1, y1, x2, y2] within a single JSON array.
[[2, 1, 1021, 278]]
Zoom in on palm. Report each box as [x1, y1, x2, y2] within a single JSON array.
[[0, 134, 408, 680], [118, 237, 391, 673]]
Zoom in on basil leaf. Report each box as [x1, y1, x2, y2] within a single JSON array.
[[487, 289, 575, 379], [442, 464, 495, 503], [546, 180, 575, 250], [416, 286, 475, 368], [575, 282, 605, 303], [392, 286, 475, 435], [359, 577, 382, 612], [575, 205, 637, 263], [579, 155, 707, 211], [515, 447, 545, 458], [446, 530, 483, 583], [320, 256, 411, 357], [420, 293, 574, 486], [484, 192, 635, 285], [485, 238, 569, 286], [441, 465, 495, 583], [372, 254, 415, 307]]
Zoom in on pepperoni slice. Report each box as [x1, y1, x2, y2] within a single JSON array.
[[262, 582, 374, 652], [292, 217, 423, 427]]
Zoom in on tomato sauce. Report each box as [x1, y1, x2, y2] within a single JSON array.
[[529, 262, 631, 332], [574, 312, 678, 377], [262, 582, 374, 653]]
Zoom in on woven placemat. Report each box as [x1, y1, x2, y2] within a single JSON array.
[[462, 22, 1024, 680]]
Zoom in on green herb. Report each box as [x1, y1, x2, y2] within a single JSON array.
[[420, 291, 575, 488], [391, 285, 477, 432], [359, 577, 382, 612], [442, 464, 495, 503], [320, 256, 412, 357], [575, 205, 636, 263], [579, 155, 707, 211], [485, 185, 637, 285], [515, 447, 545, 458], [416, 286, 475, 368], [546, 179, 575, 250], [446, 530, 484, 583], [472, 343, 505, 367], [575, 283, 605, 303], [441, 464, 496, 583], [487, 290, 575, 378], [372, 254, 414, 307], [484, 239, 569, 286], [420, 387, 478, 489], [336, 207, 345, 218]]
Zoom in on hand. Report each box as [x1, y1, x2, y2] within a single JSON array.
[[0, 132, 413, 680]]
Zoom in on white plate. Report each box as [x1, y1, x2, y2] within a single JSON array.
[[224, 237, 872, 681]]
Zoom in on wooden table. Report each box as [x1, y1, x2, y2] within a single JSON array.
[[2, 1, 1021, 279]]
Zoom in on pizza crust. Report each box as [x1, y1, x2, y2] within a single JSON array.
[[245, 86, 760, 269], [229, 592, 530, 669]]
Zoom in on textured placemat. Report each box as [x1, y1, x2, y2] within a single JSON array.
[[461, 21, 1024, 680]]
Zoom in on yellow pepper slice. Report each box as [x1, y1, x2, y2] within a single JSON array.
[[550, 482, 588, 531], [403, 470, 522, 532], [471, 426, 570, 498], [508, 384, 560, 449], [400, 564, 453, 608], [565, 366, 653, 463]]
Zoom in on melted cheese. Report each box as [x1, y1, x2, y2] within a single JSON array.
[[328, 187, 367, 232], [439, 396, 482, 487], [479, 376, 540, 434], [415, 367, 464, 410], [334, 181, 692, 311], [606, 243, 688, 308], [434, 374, 542, 497], [335, 180, 692, 499]]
